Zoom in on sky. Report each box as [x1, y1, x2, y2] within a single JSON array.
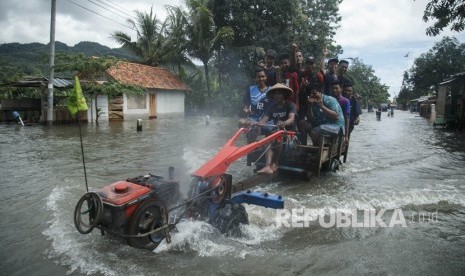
[[1, 0, 464, 99]]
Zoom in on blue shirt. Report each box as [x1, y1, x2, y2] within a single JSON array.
[[310, 94, 345, 130], [243, 85, 271, 120], [337, 96, 351, 116]]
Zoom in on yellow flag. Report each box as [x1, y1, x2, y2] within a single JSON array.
[[68, 75, 88, 117]]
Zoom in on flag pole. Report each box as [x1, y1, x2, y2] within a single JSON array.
[[77, 112, 89, 192], [69, 75, 89, 192]]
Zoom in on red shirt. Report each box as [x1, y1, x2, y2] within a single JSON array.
[[282, 71, 299, 105]]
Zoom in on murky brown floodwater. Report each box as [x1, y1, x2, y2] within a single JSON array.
[[1, 111, 464, 276]]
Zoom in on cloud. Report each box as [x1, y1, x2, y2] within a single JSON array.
[[0, 0, 180, 47], [335, 0, 431, 48], [335, 0, 465, 99]]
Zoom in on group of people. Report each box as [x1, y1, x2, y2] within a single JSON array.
[[239, 44, 363, 174]]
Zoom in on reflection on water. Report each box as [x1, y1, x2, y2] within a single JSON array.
[[1, 111, 464, 275]]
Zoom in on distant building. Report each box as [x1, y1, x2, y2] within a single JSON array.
[[436, 72, 465, 130], [98, 61, 191, 121]]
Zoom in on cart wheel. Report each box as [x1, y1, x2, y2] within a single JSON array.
[[127, 199, 167, 251], [329, 159, 340, 172], [74, 192, 103, 234]]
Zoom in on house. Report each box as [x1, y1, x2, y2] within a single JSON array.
[[436, 72, 465, 130], [90, 61, 191, 121], [408, 96, 432, 113], [1, 77, 77, 123]]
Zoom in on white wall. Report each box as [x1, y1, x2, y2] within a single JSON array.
[[156, 90, 185, 114], [121, 91, 185, 119]]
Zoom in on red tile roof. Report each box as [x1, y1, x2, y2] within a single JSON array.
[[106, 61, 191, 91]]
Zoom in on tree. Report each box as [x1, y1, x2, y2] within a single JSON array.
[[207, 0, 343, 114], [185, 0, 234, 111], [396, 71, 413, 107], [112, 7, 167, 66], [422, 0, 465, 36], [405, 37, 465, 98], [164, 5, 194, 78], [345, 58, 390, 107], [210, 0, 342, 64]]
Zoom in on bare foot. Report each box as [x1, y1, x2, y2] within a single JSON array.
[[270, 163, 279, 172], [257, 166, 274, 174]]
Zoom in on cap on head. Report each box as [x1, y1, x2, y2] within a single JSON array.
[[328, 57, 339, 64], [267, 83, 293, 99], [305, 56, 315, 64]]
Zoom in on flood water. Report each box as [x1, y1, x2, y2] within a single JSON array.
[[1, 111, 465, 276]]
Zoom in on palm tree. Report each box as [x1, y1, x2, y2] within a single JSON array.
[[164, 5, 193, 79], [112, 7, 166, 66], [185, 0, 234, 111]]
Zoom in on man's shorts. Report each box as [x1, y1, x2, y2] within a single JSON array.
[[313, 124, 343, 137]]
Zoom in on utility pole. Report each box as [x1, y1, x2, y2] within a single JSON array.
[[47, 0, 56, 124]]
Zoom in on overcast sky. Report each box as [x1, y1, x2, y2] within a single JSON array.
[[1, 0, 464, 98]]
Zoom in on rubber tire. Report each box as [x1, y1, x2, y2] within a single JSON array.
[[211, 202, 249, 237], [330, 159, 340, 172], [126, 199, 167, 251]]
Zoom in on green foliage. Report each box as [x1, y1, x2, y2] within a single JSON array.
[[398, 37, 465, 105], [112, 7, 167, 66], [184, 68, 208, 112], [89, 81, 146, 97], [205, 0, 343, 114], [185, 0, 235, 111], [0, 41, 137, 83], [346, 58, 390, 106], [423, 0, 465, 36], [54, 54, 145, 97], [54, 53, 118, 79]]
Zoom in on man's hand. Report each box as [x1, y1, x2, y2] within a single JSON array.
[[313, 94, 323, 106], [354, 116, 360, 125], [277, 120, 286, 129], [243, 106, 251, 115]]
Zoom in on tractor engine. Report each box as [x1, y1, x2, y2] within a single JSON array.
[[74, 169, 180, 250]]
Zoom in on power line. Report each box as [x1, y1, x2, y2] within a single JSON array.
[[99, 0, 135, 19], [102, 0, 134, 16], [86, 0, 128, 21], [91, 0, 136, 21], [67, 0, 134, 31]]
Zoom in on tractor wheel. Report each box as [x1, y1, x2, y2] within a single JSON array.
[[127, 199, 168, 251], [210, 202, 249, 237]]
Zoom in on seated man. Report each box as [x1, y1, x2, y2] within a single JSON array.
[[255, 83, 297, 174], [298, 83, 345, 145]]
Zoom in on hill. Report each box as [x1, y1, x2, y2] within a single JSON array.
[[0, 41, 139, 82]]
